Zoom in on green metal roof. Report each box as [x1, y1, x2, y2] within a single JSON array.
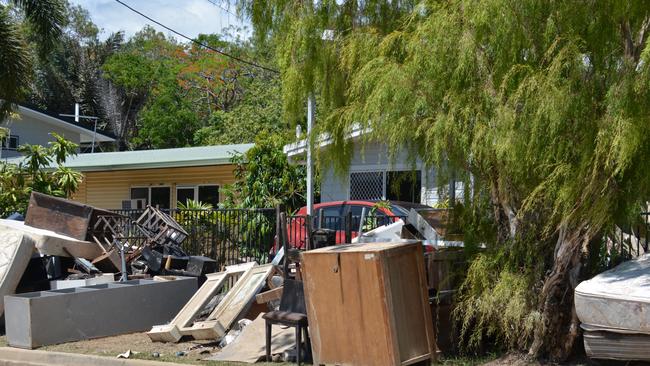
[[4, 144, 254, 172]]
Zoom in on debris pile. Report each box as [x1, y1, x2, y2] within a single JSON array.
[[2, 193, 451, 366], [4, 192, 217, 293]]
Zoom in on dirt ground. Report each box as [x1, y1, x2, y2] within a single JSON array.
[[0, 334, 634, 366], [0, 333, 291, 365]]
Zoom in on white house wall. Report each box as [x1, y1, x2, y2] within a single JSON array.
[[319, 141, 445, 206], [1, 115, 81, 158]]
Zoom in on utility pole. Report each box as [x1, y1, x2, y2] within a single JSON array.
[[306, 94, 315, 218], [60, 103, 100, 153]]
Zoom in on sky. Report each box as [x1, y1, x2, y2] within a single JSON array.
[[67, 0, 250, 41]]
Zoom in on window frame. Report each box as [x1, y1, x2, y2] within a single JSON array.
[[174, 184, 220, 208], [349, 169, 423, 203], [197, 184, 220, 207], [130, 185, 172, 210], [1, 135, 19, 150]]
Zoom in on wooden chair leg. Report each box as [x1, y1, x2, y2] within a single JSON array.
[[304, 326, 312, 359], [295, 325, 302, 366], [265, 320, 272, 362]]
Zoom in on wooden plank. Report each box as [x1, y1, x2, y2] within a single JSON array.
[[91, 249, 121, 272], [255, 286, 283, 304], [184, 264, 273, 340], [147, 263, 253, 343]]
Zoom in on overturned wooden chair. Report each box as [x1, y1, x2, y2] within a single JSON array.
[[263, 279, 310, 365]]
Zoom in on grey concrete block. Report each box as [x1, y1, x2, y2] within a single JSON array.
[[5, 277, 197, 349]]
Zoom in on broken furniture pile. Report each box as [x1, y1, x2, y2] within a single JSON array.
[[148, 261, 305, 363], [16, 192, 216, 287], [146, 240, 437, 366], [0, 192, 207, 348]]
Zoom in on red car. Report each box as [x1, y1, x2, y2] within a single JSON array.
[[286, 200, 431, 249]]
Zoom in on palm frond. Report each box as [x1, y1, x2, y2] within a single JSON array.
[[11, 0, 65, 55], [0, 6, 31, 120]]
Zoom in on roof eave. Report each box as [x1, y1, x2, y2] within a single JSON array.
[[18, 106, 115, 142], [68, 158, 236, 172], [283, 124, 368, 159]]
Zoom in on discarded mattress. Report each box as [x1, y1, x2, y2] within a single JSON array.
[[0, 219, 104, 259], [582, 324, 650, 361], [575, 254, 650, 333], [0, 229, 36, 318]]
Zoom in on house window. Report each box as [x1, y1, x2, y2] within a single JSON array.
[[175, 185, 219, 208], [349, 170, 422, 203], [176, 187, 195, 207], [151, 187, 171, 209], [130, 186, 171, 210], [350, 172, 384, 200], [198, 185, 219, 206], [386, 170, 422, 203], [1, 135, 18, 150]]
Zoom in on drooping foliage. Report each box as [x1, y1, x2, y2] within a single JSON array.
[[0, 133, 82, 217], [238, 0, 650, 359], [223, 133, 309, 212]]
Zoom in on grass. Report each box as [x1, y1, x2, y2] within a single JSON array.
[[439, 354, 500, 365]]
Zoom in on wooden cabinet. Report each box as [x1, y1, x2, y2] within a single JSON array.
[[301, 241, 436, 366]]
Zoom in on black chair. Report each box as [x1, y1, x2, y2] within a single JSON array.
[[263, 279, 310, 365]]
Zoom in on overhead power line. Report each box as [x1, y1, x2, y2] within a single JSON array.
[[114, 0, 278, 74], [205, 0, 239, 20]]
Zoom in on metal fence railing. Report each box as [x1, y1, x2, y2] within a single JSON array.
[[285, 214, 406, 249], [602, 212, 650, 269], [111, 208, 277, 268]]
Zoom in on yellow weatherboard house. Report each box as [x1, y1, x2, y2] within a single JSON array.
[[32, 144, 253, 209]]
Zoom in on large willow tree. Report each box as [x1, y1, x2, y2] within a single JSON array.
[[238, 0, 650, 360]]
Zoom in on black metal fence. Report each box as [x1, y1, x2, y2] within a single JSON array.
[[602, 212, 650, 269], [112, 208, 277, 268], [286, 214, 406, 249]]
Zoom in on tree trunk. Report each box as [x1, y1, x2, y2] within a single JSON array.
[[529, 223, 592, 361], [489, 179, 519, 243]]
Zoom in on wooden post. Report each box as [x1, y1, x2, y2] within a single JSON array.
[[305, 214, 313, 251], [280, 212, 290, 277], [275, 204, 283, 252]]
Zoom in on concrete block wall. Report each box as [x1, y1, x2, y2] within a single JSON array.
[[5, 277, 197, 349]]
